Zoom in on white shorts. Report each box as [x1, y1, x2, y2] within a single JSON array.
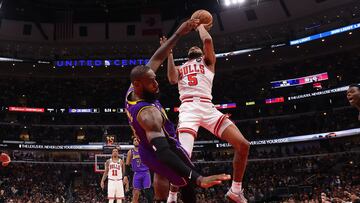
[[108, 179, 125, 200], [177, 100, 233, 138]]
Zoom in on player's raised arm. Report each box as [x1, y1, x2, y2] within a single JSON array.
[[137, 107, 230, 188], [160, 36, 179, 85], [146, 19, 200, 73], [101, 160, 110, 189], [125, 149, 132, 165], [197, 24, 216, 71]]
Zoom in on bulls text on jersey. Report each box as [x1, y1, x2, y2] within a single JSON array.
[[178, 63, 205, 79]]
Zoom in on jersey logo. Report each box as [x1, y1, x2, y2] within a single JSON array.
[[178, 64, 205, 79]]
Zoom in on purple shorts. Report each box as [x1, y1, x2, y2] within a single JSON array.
[[133, 171, 151, 190], [139, 144, 193, 187]]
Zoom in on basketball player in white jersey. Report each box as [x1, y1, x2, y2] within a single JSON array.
[[162, 23, 250, 203], [101, 148, 126, 203]]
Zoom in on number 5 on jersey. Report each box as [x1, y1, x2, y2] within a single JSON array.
[[187, 74, 198, 86]]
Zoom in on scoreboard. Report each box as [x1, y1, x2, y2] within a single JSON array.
[[271, 72, 328, 89]]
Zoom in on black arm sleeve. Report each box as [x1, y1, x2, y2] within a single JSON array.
[[151, 137, 201, 184], [124, 164, 131, 177]]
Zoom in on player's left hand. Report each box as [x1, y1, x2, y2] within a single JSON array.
[[125, 183, 130, 192], [204, 23, 213, 31], [160, 36, 167, 46], [175, 18, 200, 36], [123, 176, 129, 185], [196, 24, 212, 31], [100, 181, 105, 190]]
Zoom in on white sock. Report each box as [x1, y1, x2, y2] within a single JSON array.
[[167, 191, 178, 202], [231, 181, 242, 194]]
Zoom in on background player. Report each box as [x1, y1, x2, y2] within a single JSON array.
[[347, 83, 360, 120], [124, 137, 153, 203], [101, 148, 125, 203], [164, 23, 250, 203], [125, 18, 231, 202]]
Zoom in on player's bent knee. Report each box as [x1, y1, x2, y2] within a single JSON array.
[[222, 124, 250, 151], [234, 136, 250, 152], [233, 140, 250, 153], [238, 140, 250, 153]]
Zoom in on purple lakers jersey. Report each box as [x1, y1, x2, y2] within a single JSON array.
[[124, 85, 194, 186], [125, 86, 180, 152], [131, 148, 149, 172]]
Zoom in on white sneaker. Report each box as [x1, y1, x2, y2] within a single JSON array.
[[225, 189, 248, 203]]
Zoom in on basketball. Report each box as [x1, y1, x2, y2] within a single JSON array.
[[0, 153, 11, 167], [191, 9, 213, 30]]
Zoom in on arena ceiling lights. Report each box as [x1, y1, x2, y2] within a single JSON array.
[[224, 0, 246, 7]]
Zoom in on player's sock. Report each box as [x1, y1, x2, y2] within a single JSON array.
[[167, 191, 178, 203], [231, 181, 242, 194]]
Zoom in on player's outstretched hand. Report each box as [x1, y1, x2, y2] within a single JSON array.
[[100, 181, 105, 190], [175, 18, 200, 36], [123, 176, 129, 185], [197, 173, 231, 188], [160, 36, 167, 46], [204, 23, 213, 31], [196, 23, 213, 32]]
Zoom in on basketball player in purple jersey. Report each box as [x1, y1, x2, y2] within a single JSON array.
[[125, 18, 230, 202], [347, 84, 360, 120], [124, 137, 152, 203]]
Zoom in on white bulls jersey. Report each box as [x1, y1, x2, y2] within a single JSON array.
[[108, 158, 122, 180], [178, 57, 214, 101], [177, 56, 233, 153], [107, 158, 124, 200]]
